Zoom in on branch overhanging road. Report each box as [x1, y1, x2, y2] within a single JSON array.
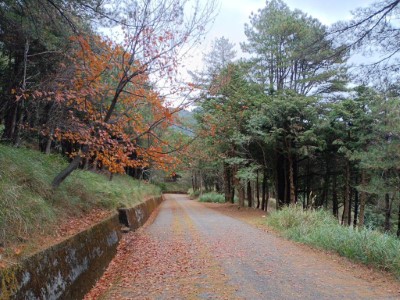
[[86, 194, 400, 300]]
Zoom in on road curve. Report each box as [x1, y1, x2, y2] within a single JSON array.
[[86, 194, 400, 300]]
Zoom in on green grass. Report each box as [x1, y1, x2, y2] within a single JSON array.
[[266, 206, 400, 278], [188, 188, 200, 198], [199, 192, 225, 203], [0, 144, 161, 246], [153, 181, 190, 193]]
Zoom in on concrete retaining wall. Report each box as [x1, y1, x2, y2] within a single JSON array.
[[118, 196, 163, 229], [0, 196, 163, 300]]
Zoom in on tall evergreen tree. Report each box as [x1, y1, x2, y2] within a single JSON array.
[[242, 0, 347, 95]]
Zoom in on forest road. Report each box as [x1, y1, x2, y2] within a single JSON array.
[[85, 194, 400, 300]]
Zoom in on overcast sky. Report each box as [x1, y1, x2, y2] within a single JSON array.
[[181, 0, 375, 77]]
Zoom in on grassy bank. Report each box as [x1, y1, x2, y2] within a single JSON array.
[[199, 192, 225, 203], [266, 206, 400, 278], [0, 145, 160, 246]]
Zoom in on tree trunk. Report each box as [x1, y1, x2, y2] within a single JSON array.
[[91, 159, 98, 171], [384, 193, 392, 232], [215, 174, 222, 193], [358, 171, 367, 228], [265, 181, 270, 212], [52, 153, 82, 188], [13, 102, 23, 147], [353, 187, 359, 228], [83, 158, 89, 170], [224, 163, 234, 203], [233, 166, 245, 207], [305, 157, 310, 209], [194, 171, 199, 191], [199, 169, 203, 196], [283, 156, 288, 205], [45, 131, 53, 155], [287, 146, 296, 205], [332, 173, 339, 219], [14, 39, 30, 147], [397, 200, 400, 238], [348, 184, 353, 225], [2, 100, 18, 142], [256, 170, 260, 209], [192, 171, 196, 191], [276, 153, 285, 208], [238, 184, 245, 207], [247, 180, 252, 208], [262, 168, 267, 211], [342, 161, 350, 226], [322, 160, 329, 208], [2, 50, 22, 142], [294, 154, 298, 203]]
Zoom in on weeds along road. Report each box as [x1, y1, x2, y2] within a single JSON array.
[[85, 194, 400, 300]]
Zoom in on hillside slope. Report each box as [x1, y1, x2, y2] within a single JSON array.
[[0, 145, 160, 262]]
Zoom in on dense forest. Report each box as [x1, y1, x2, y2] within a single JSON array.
[[1, 0, 400, 238], [3, 2, 400, 297], [187, 0, 400, 237]]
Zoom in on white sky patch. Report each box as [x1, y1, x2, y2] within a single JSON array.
[[96, 0, 378, 106], [180, 0, 376, 81]]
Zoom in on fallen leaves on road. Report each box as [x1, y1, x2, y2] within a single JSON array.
[[85, 199, 238, 299]]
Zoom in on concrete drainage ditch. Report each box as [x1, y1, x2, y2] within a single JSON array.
[[0, 196, 163, 300]]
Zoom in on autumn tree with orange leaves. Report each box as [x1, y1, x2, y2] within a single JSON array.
[[51, 0, 216, 187], [47, 35, 178, 187], [0, 0, 216, 187]]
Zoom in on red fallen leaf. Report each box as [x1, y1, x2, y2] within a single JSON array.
[[14, 247, 22, 256]]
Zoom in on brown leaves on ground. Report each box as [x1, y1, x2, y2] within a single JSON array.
[[0, 207, 113, 268], [204, 202, 400, 296], [54, 208, 112, 238], [85, 200, 238, 300], [202, 202, 268, 228], [82, 197, 400, 299]]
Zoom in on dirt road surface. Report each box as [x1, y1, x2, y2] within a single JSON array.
[[85, 194, 400, 300]]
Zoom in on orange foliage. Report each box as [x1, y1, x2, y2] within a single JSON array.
[[42, 35, 180, 173]]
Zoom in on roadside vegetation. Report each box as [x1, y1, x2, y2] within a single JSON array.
[[199, 192, 225, 203], [0, 144, 161, 247], [187, 0, 400, 239], [2, 0, 400, 286], [267, 206, 400, 278], [188, 188, 201, 199]]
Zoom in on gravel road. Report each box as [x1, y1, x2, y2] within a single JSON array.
[[86, 194, 400, 300]]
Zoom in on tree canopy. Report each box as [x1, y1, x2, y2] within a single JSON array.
[[0, 0, 216, 186], [186, 0, 400, 237]]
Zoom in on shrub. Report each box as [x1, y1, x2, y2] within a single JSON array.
[[188, 188, 201, 198], [155, 182, 167, 192], [199, 192, 225, 203], [266, 206, 400, 278]]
